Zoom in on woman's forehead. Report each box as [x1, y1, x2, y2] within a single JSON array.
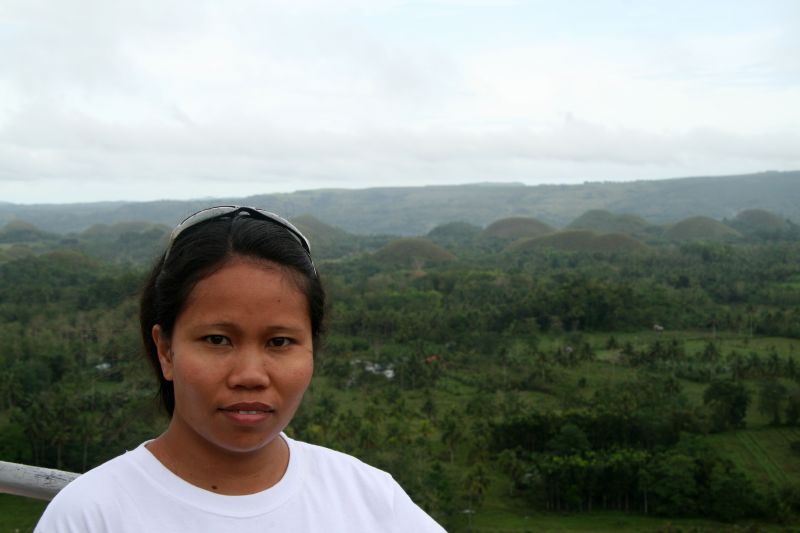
[[172, 258, 309, 330]]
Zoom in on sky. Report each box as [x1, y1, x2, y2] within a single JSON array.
[[1, 0, 798, 204]]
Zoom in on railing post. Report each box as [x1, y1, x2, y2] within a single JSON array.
[[0, 460, 79, 501]]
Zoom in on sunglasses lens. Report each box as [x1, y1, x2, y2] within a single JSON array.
[[164, 206, 314, 273]]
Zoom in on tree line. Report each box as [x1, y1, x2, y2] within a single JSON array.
[[2, 235, 800, 528]]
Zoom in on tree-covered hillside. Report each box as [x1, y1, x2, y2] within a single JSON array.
[[1, 170, 799, 235], [2, 215, 800, 531]]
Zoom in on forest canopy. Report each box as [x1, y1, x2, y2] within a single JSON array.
[[2, 208, 800, 530]]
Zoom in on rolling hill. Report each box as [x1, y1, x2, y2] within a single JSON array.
[[509, 230, 647, 253], [1, 171, 798, 236], [665, 216, 742, 242], [373, 238, 456, 268], [566, 209, 653, 236], [481, 217, 554, 240]]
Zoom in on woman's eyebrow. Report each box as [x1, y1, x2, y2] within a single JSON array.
[[197, 321, 308, 333]]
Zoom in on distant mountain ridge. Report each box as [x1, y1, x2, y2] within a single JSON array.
[[2, 170, 798, 236]]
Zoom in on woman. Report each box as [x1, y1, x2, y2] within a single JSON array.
[[36, 206, 445, 532]]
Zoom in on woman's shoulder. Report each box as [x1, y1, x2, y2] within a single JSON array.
[[51, 445, 144, 496], [288, 436, 394, 486], [35, 444, 150, 532], [285, 436, 446, 532]]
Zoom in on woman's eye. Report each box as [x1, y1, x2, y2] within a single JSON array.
[[269, 337, 292, 348], [204, 335, 230, 346]]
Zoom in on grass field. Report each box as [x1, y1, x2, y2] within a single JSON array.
[[465, 508, 793, 532], [4, 494, 794, 533], [708, 427, 800, 489], [0, 494, 47, 533], [592, 330, 800, 362]]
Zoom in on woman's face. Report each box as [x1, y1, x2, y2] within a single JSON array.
[[153, 258, 313, 456]]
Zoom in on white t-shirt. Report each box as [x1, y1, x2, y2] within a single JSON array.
[[35, 435, 445, 532]]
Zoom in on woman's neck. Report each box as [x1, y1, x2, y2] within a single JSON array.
[[145, 420, 289, 496]]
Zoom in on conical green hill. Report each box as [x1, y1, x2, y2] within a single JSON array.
[[665, 216, 741, 242], [291, 214, 351, 244], [374, 238, 456, 268], [732, 209, 790, 232], [482, 217, 554, 240], [426, 221, 481, 247], [567, 209, 651, 235], [0, 220, 57, 243]]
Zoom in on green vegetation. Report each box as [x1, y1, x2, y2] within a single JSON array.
[[481, 217, 554, 240], [290, 214, 377, 259], [664, 216, 742, 242], [566, 209, 653, 237], [373, 238, 457, 268], [3, 170, 800, 235], [510, 230, 647, 253], [733, 209, 791, 232], [708, 427, 800, 488], [0, 494, 48, 532], [3, 209, 800, 531]]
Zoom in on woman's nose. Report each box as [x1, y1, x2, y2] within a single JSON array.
[[226, 347, 271, 389]]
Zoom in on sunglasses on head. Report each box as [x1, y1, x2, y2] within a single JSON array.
[[164, 206, 315, 272]]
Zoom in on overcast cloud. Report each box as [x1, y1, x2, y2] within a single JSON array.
[[1, 0, 798, 204]]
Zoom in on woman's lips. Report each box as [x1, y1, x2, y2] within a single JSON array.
[[220, 402, 274, 424]]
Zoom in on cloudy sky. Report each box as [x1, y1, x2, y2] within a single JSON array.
[[2, 0, 798, 204]]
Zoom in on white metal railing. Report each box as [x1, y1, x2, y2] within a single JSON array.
[[0, 460, 79, 501]]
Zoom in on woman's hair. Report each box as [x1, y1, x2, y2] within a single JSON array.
[[139, 209, 325, 415]]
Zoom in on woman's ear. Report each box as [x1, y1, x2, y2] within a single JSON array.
[[152, 325, 174, 381]]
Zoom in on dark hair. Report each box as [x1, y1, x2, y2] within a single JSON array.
[[139, 211, 325, 415]]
